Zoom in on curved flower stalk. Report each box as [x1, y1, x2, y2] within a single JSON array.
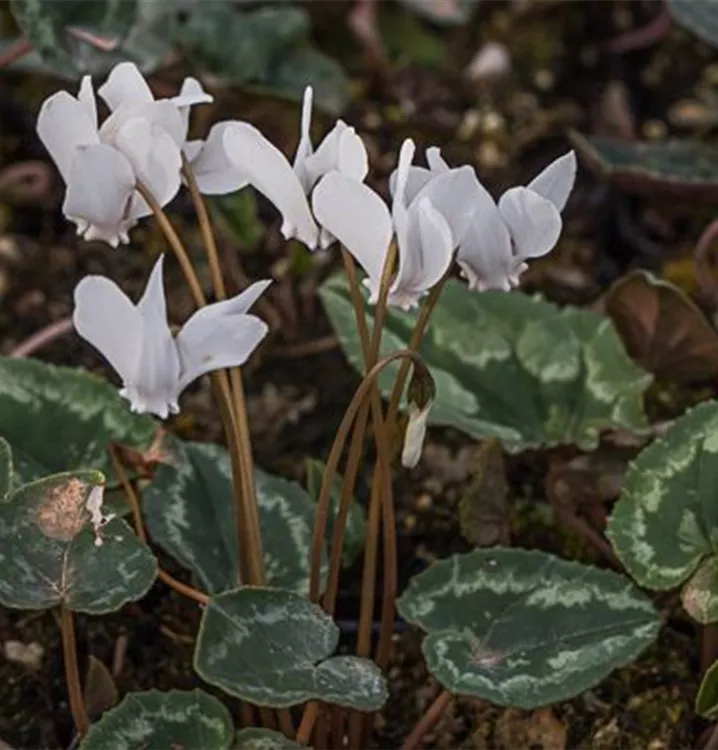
[[394, 148, 577, 291], [193, 86, 369, 250], [73, 254, 270, 419], [36, 62, 212, 248], [313, 138, 477, 310]]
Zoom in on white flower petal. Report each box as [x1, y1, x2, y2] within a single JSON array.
[[77, 75, 98, 130], [176, 314, 268, 392], [390, 197, 452, 309], [426, 147, 450, 173], [293, 86, 314, 191], [312, 172, 392, 288], [37, 91, 100, 183], [401, 403, 430, 468], [223, 121, 319, 249], [301, 122, 368, 190], [393, 138, 416, 208], [498, 186, 562, 259], [73, 275, 143, 385], [186, 122, 249, 195], [455, 186, 513, 291], [180, 280, 272, 333], [132, 255, 181, 417], [172, 77, 213, 109], [98, 61, 154, 111], [526, 150, 576, 212], [388, 166, 433, 204], [62, 143, 135, 247]]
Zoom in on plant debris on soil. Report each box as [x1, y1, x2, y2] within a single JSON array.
[[0, 1, 715, 747]]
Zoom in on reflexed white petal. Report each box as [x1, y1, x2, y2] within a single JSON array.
[[313, 172, 392, 287], [414, 165, 478, 249], [390, 198, 452, 309], [498, 187, 562, 259], [337, 128, 368, 181], [62, 144, 135, 245], [134, 255, 181, 416], [393, 139, 416, 207], [293, 86, 314, 191], [223, 121, 319, 249], [426, 147, 450, 173], [73, 275, 142, 384], [176, 314, 268, 391], [388, 166, 432, 203], [185, 123, 248, 195], [179, 280, 272, 335], [77, 75, 98, 129], [172, 77, 213, 109], [455, 188, 513, 291], [37, 91, 100, 183], [526, 150, 576, 211], [301, 122, 368, 189], [98, 61, 153, 111]]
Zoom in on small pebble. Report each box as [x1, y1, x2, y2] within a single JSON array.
[[4, 640, 44, 670], [465, 42, 511, 82], [415, 493, 433, 512]]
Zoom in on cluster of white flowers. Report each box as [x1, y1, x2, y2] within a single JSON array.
[[36, 62, 576, 420]]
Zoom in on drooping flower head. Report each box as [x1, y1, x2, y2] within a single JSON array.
[[37, 62, 211, 247], [73, 255, 270, 419]]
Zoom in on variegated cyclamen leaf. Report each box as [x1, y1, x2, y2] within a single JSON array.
[[607, 402, 718, 622], [320, 275, 652, 453], [143, 439, 327, 595], [235, 728, 305, 749], [0, 470, 157, 613], [0, 437, 12, 502], [0, 357, 157, 486], [194, 587, 388, 709], [697, 659, 718, 720], [79, 689, 233, 750], [397, 548, 661, 709]]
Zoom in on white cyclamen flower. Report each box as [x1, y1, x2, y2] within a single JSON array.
[[313, 138, 476, 310], [73, 254, 270, 419], [197, 86, 368, 250], [401, 402, 431, 469], [36, 62, 211, 248]]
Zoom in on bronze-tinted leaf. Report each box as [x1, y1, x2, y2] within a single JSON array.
[[600, 270, 718, 384]]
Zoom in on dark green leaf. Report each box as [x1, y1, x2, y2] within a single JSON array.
[[235, 728, 305, 749], [212, 190, 263, 253], [570, 131, 718, 198], [397, 548, 661, 709], [0, 438, 12, 503], [305, 459, 365, 569], [320, 275, 651, 453], [697, 659, 718, 719], [143, 440, 327, 595], [0, 471, 157, 613], [80, 689, 234, 750], [195, 587, 387, 709], [0, 358, 157, 486], [607, 402, 718, 622]]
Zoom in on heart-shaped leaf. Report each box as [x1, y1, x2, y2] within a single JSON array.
[[143, 440, 327, 595], [305, 459, 365, 569], [0, 470, 156, 613], [600, 270, 718, 384], [607, 402, 718, 623], [0, 437, 12, 503], [79, 689, 233, 750], [195, 587, 388, 709], [0, 357, 157, 486], [235, 728, 304, 749], [570, 131, 718, 199], [669, 0, 718, 50], [397, 548, 661, 709], [320, 275, 652, 453], [697, 659, 718, 719]]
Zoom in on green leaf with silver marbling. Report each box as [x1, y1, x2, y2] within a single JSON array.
[[607, 401, 718, 623], [235, 728, 305, 749], [0, 470, 156, 613], [397, 548, 661, 709], [195, 587, 388, 709], [0, 357, 157, 486], [697, 659, 718, 719], [80, 689, 233, 750], [0, 437, 12, 502], [143, 439, 327, 595], [320, 275, 652, 453]]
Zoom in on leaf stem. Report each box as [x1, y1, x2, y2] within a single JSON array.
[[59, 604, 89, 737], [401, 689, 453, 750], [296, 701, 319, 745]]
